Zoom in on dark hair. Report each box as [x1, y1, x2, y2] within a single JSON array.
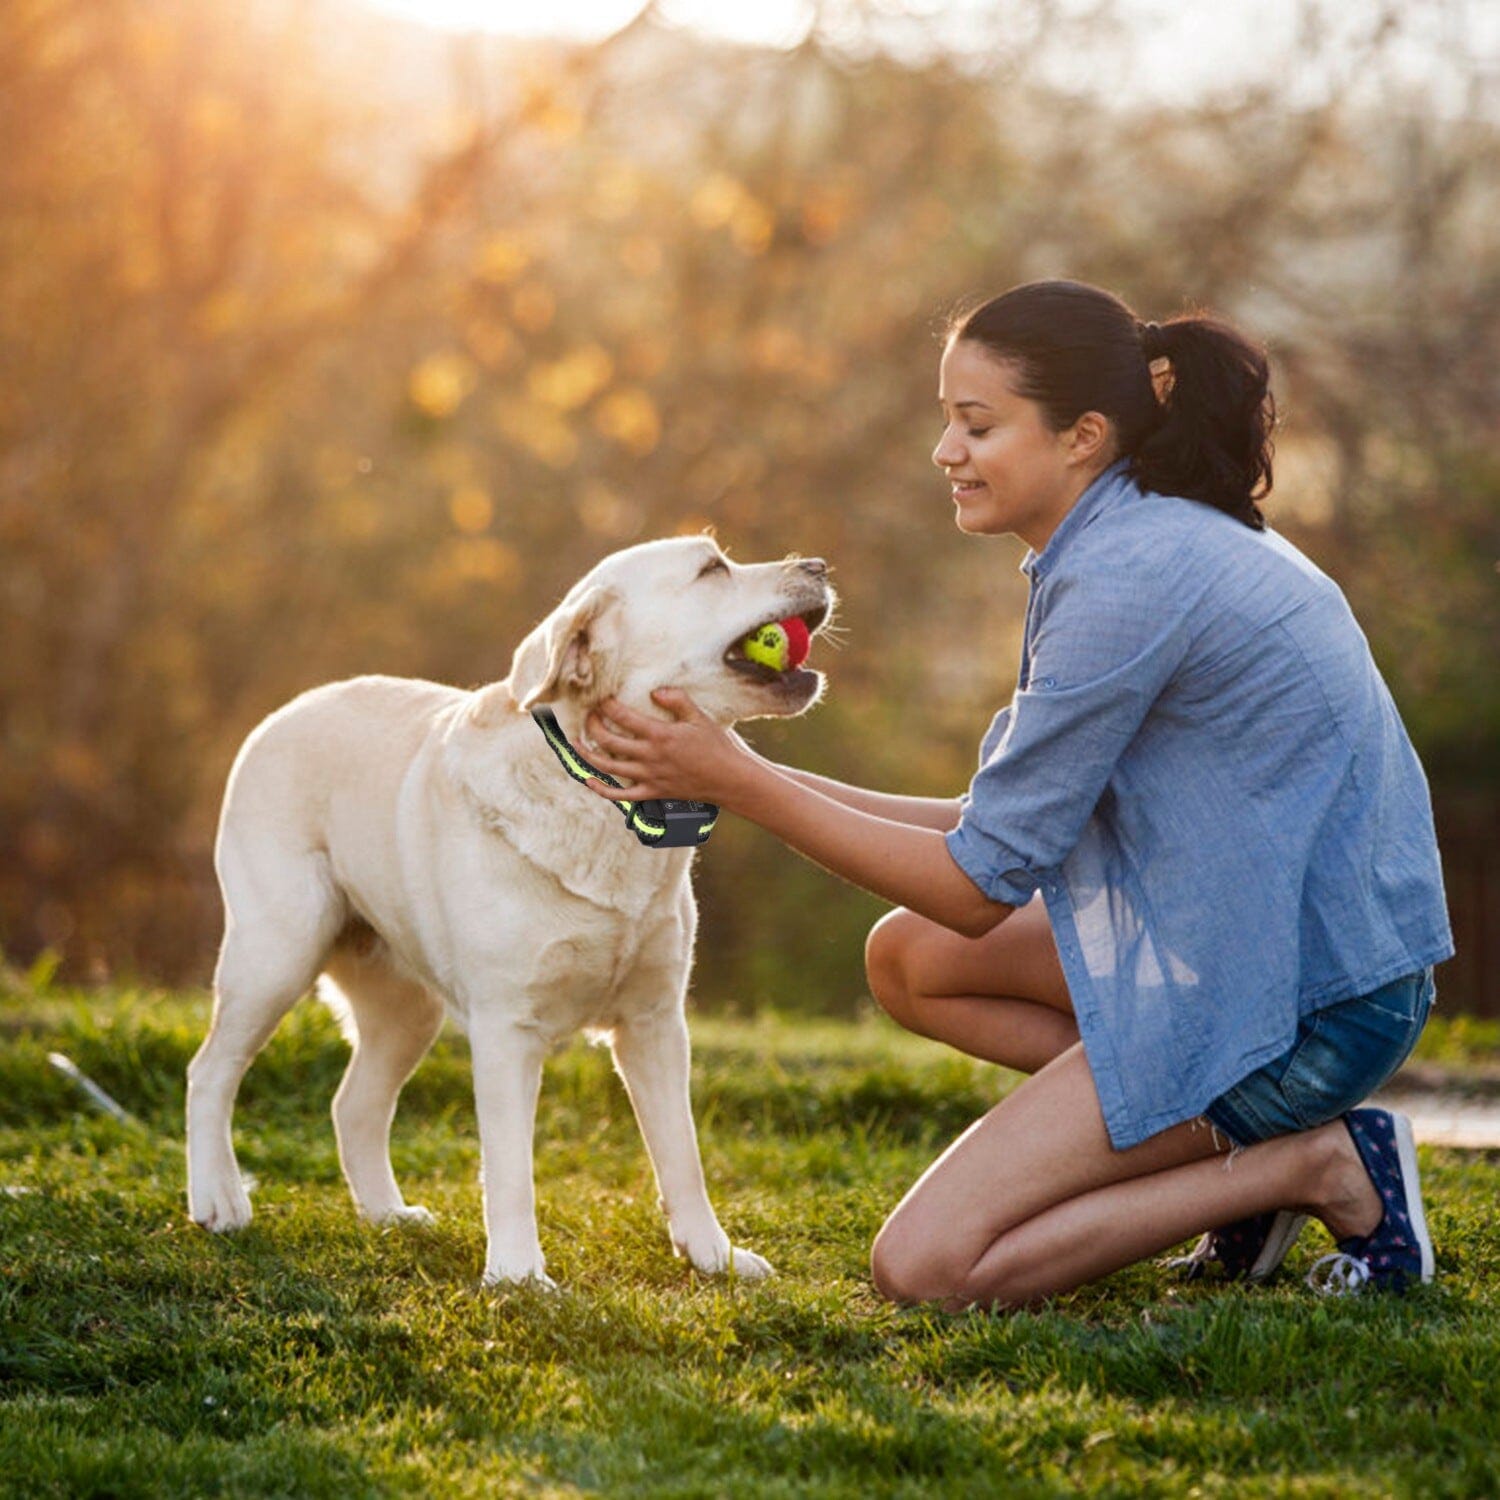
[[947, 280, 1276, 529]]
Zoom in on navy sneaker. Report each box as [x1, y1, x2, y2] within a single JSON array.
[[1305, 1108, 1435, 1295], [1169, 1209, 1309, 1283]]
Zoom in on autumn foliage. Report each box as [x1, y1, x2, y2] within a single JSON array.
[[1, 0, 1496, 1008]]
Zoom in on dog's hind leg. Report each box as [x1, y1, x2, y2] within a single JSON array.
[[322, 942, 445, 1225], [187, 848, 343, 1232]]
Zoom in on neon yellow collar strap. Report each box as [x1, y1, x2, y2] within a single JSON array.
[[532, 708, 719, 849]]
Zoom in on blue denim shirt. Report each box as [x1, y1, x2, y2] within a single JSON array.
[[945, 460, 1454, 1149]]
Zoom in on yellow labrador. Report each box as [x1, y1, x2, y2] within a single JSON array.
[[186, 535, 835, 1285]]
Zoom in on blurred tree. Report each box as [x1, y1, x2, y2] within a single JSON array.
[[0, 0, 1495, 1010], [0, 0, 533, 967]]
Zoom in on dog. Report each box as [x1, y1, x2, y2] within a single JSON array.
[[185, 535, 835, 1285]]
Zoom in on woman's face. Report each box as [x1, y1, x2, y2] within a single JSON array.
[[933, 337, 1108, 551]]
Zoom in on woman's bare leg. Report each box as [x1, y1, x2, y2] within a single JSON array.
[[870, 1042, 1385, 1310], [864, 895, 1077, 1073]]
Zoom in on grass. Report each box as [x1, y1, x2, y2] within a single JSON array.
[[1, 978, 1498, 1498]]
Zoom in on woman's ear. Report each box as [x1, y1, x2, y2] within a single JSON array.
[[1066, 410, 1114, 467]]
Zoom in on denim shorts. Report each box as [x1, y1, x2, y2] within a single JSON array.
[[1201, 968, 1435, 1148]]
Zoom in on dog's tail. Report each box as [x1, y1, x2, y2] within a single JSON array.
[[315, 974, 360, 1046]]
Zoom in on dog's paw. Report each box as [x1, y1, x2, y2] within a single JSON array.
[[683, 1235, 775, 1281], [370, 1204, 437, 1227], [482, 1264, 558, 1292], [482, 1238, 554, 1288], [719, 1245, 775, 1281], [188, 1179, 253, 1233]]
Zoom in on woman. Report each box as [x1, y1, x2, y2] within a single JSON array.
[[581, 279, 1454, 1309]]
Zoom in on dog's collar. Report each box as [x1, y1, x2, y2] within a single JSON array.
[[531, 707, 718, 849]]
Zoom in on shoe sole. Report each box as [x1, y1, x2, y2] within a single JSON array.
[[1247, 1210, 1309, 1282], [1388, 1109, 1436, 1283]]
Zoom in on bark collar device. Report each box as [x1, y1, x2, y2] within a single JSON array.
[[531, 707, 719, 849]]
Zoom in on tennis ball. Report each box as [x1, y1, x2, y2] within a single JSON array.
[[744, 623, 790, 672], [779, 615, 811, 668], [742, 616, 811, 673]]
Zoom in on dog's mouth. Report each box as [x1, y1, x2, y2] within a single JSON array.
[[721, 602, 830, 685]]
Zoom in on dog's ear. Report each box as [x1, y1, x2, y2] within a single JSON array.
[[509, 585, 621, 712]]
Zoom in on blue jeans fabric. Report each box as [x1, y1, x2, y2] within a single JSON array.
[[1202, 968, 1435, 1148]]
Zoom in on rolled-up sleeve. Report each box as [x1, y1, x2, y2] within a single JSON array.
[[946, 565, 1197, 903]]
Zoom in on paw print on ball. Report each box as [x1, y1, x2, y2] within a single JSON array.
[[741, 617, 811, 674]]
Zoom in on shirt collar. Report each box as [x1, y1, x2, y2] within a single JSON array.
[[1020, 458, 1134, 580]]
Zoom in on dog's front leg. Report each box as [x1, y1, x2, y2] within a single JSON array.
[[611, 1007, 773, 1281], [468, 1012, 554, 1288]]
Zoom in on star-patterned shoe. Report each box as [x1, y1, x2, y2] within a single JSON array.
[[1305, 1108, 1434, 1295], [1168, 1209, 1309, 1283]]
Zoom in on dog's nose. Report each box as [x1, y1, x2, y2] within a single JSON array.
[[796, 557, 828, 578]]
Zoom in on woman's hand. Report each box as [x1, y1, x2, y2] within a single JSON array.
[[583, 688, 1009, 938], [583, 689, 751, 806]]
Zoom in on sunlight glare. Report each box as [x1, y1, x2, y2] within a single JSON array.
[[358, 0, 816, 49]]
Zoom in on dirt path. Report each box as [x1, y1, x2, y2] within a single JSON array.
[[1372, 1089, 1500, 1148]]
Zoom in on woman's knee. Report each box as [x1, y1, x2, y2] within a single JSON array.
[[870, 1216, 957, 1306], [864, 908, 925, 1025], [870, 1214, 1001, 1310], [872, 1221, 1031, 1311]]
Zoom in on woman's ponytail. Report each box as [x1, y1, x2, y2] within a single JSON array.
[[949, 281, 1277, 530], [1130, 315, 1276, 530]]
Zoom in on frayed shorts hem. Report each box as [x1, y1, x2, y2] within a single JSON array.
[[1201, 968, 1435, 1149]]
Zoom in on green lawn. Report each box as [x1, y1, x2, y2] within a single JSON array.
[[2, 980, 1497, 1498]]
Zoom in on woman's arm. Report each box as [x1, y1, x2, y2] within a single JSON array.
[[583, 692, 1010, 938], [768, 762, 962, 832], [725, 758, 1008, 937]]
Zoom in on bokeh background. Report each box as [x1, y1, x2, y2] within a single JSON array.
[[2, 0, 1496, 1011]]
